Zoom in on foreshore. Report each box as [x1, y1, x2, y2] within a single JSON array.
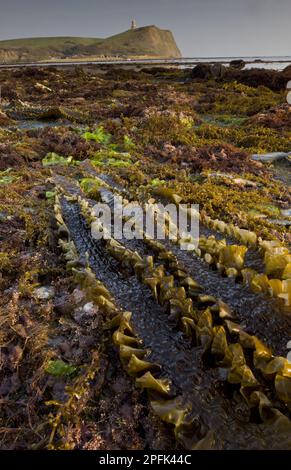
[[0, 62, 290, 450]]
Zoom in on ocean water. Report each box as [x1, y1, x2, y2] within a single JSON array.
[[1, 56, 290, 70], [159, 56, 291, 71], [96, 56, 291, 70]]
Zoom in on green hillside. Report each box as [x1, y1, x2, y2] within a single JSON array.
[[0, 37, 101, 48], [0, 26, 181, 63]]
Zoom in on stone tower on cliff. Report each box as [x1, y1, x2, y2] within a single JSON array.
[[131, 19, 137, 30]]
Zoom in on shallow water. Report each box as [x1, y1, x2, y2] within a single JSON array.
[[2, 120, 70, 132], [271, 159, 291, 187]]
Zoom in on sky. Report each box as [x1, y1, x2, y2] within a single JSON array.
[[0, 0, 290, 57]]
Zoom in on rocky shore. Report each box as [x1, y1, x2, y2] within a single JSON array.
[[0, 63, 290, 450]]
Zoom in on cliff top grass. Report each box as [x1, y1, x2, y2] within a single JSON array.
[[0, 25, 181, 63]]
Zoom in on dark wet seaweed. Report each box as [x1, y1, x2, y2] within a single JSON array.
[[162, 241, 291, 355], [60, 198, 290, 449]]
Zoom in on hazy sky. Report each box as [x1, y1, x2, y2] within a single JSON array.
[[0, 0, 290, 57]]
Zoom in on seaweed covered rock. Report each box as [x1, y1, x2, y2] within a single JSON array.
[[192, 63, 291, 91], [228, 68, 287, 91], [0, 84, 19, 100], [7, 104, 87, 123], [211, 63, 227, 79], [0, 110, 12, 126], [155, 142, 263, 174], [29, 126, 98, 160], [247, 104, 291, 130], [229, 59, 245, 70], [0, 143, 25, 170], [227, 65, 291, 91], [191, 64, 213, 79], [191, 63, 227, 80]]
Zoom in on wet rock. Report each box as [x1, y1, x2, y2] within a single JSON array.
[[72, 288, 86, 305], [281, 209, 291, 218], [268, 218, 291, 227], [252, 152, 288, 163], [211, 63, 227, 79], [78, 335, 95, 349], [191, 62, 291, 91], [247, 104, 291, 130], [83, 302, 97, 315], [168, 143, 260, 174], [229, 59, 245, 69], [50, 380, 69, 402], [58, 340, 73, 358], [34, 286, 55, 301], [54, 294, 75, 316], [283, 64, 291, 73], [191, 64, 213, 79], [111, 376, 131, 394], [225, 66, 291, 91], [0, 143, 25, 170], [191, 63, 227, 80], [72, 302, 99, 324], [0, 211, 8, 221], [0, 373, 20, 396], [28, 185, 47, 199]]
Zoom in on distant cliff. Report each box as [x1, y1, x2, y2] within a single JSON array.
[[0, 26, 182, 63]]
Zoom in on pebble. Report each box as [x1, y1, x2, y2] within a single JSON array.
[[281, 209, 291, 218], [83, 302, 96, 314], [34, 286, 55, 300], [72, 288, 86, 304], [251, 152, 288, 163], [72, 302, 99, 324], [34, 82, 52, 93], [267, 219, 291, 227]]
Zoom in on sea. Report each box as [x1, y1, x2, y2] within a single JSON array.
[[1, 56, 291, 70], [125, 56, 291, 71]]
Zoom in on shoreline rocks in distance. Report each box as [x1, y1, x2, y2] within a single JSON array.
[[191, 62, 291, 90], [229, 59, 245, 69]]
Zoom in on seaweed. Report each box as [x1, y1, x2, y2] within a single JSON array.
[[1, 64, 291, 450], [82, 126, 112, 145], [0, 168, 20, 185], [42, 152, 79, 167], [45, 360, 77, 377]]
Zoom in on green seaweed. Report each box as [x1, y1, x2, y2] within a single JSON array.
[[80, 177, 103, 198], [45, 360, 77, 377], [123, 135, 136, 151], [42, 152, 79, 167], [0, 168, 19, 185], [90, 149, 132, 168], [82, 126, 112, 145], [150, 178, 166, 187], [45, 190, 56, 199]]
